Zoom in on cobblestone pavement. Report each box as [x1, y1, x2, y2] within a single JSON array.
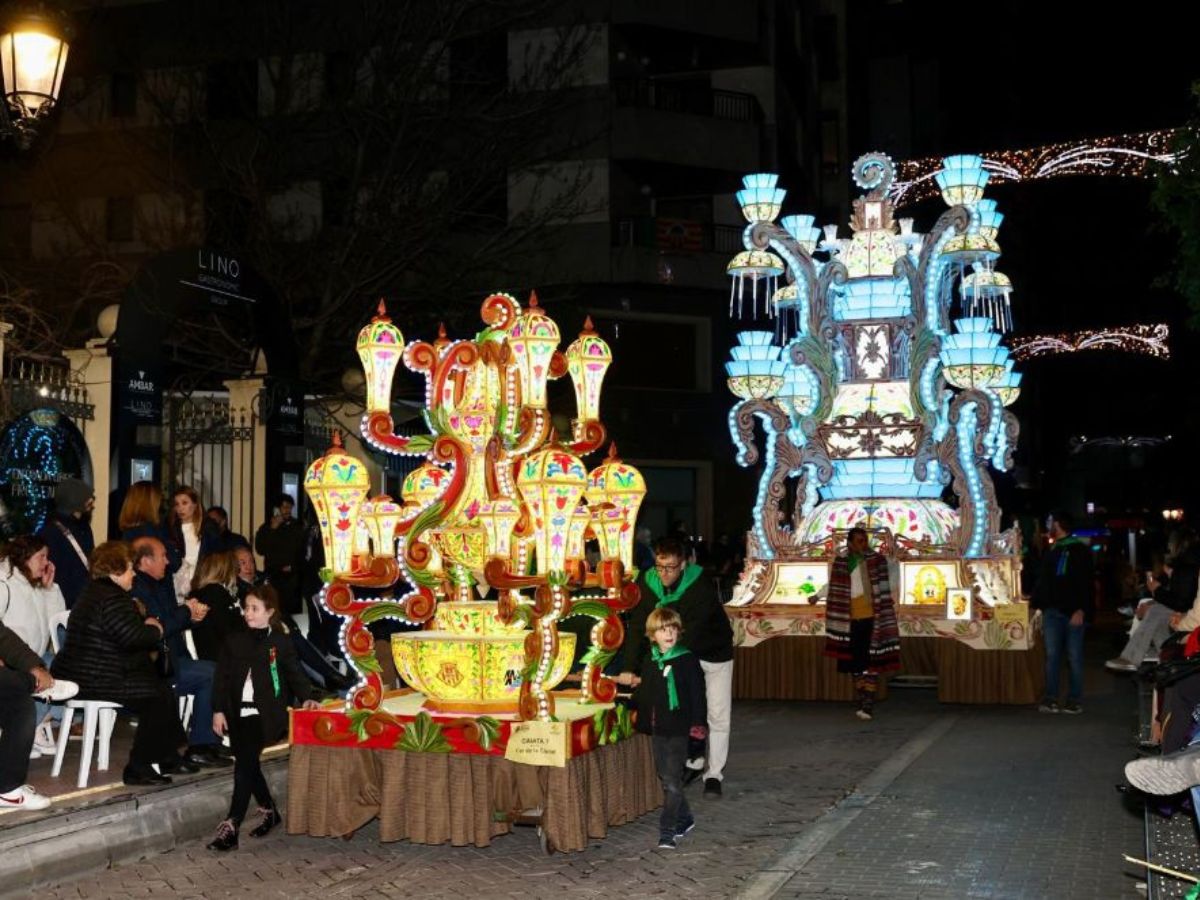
[[21, 643, 1150, 900]]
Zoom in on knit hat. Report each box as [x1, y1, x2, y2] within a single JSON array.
[[55, 478, 95, 514]]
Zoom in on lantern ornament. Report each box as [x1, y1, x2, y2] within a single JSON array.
[[726, 331, 786, 400], [585, 443, 647, 569], [565, 316, 611, 426], [304, 433, 371, 579], [940, 317, 1011, 390], [935, 154, 989, 206], [356, 300, 405, 415], [508, 291, 560, 409], [736, 172, 787, 223], [516, 446, 589, 576]]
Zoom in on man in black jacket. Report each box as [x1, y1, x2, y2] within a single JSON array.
[[1032, 510, 1094, 714], [621, 536, 734, 798], [254, 494, 306, 615], [0, 620, 77, 810], [36, 478, 95, 610]]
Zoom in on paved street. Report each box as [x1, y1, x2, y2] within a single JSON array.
[[15, 639, 1150, 900]]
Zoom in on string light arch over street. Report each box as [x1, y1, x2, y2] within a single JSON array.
[[1009, 324, 1170, 361], [889, 129, 1184, 207]]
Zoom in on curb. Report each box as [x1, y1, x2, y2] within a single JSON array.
[[0, 757, 289, 897]]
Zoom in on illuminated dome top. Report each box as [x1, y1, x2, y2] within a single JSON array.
[[401, 463, 450, 508]]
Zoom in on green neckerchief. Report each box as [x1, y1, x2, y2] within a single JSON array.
[[268, 645, 281, 697], [644, 563, 704, 608], [847, 552, 863, 574], [650, 645, 691, 710]]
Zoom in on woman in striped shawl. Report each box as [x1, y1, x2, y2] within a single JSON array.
[[813, 527, 900, 719]]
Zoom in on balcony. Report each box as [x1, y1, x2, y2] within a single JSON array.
[[611, 79, 762, 171], [608, 216, 738, 288]]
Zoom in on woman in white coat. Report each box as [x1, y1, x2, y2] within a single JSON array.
[[0, 534, 67, 754]]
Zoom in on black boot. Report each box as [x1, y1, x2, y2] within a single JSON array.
[[248, 805, 282, 838], [207, 818, 238, 852]]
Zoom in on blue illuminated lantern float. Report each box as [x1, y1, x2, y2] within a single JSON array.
[[724, 152, 1028, 664]]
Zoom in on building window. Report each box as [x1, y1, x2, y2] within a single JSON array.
[[106, 197, 134, 243], [110, 71, 137, 118]]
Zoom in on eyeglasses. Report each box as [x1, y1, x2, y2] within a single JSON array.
[[655, 562, 683, 572]]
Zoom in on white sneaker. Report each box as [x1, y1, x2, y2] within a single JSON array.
[[28, 747, 41, 760], [33, 730, 58, 756], [0, 784, 52, 811], [32, 679, 79, 702], [1126, 746, 1200, 795]]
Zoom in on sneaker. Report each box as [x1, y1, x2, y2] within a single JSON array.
[[675, 817, 696, 839], [657, 835, 677, 850], [207, 818, 239, 852], [248, 806, 281, 838], [1062, 702, 1083, 715], [32, 679, 78, 702], [856, 708, 873, 721], [1038, 700, 1060, 714], [1106, 658, 1138, 673], [27, 747, 41, 760], [0, 784, 51, 811], [1126, 746, 1200, 795], [33, 725, 58, 756], [703, 778, 722, 799]]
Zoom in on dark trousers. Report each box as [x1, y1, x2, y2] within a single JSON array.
[[228, 713, 273, 825], [652, 734, 692, 840], [0, 667, 36, 794], [123, 685, 187, 770]]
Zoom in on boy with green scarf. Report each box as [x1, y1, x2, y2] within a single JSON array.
[[640, 606, 707, 850]]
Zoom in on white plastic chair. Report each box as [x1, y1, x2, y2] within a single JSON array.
[[177, 629, 200, 731], [48, 609, 122, 789]]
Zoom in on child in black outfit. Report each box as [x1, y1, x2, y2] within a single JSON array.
[[207, 584, 320, 851], [639, 606, 707, 850]]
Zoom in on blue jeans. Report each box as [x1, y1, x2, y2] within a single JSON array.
[[1042, 608, 1085, 704], [175, 657, 217, 746]]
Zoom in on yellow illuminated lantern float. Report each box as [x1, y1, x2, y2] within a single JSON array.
[[305, 294, 644, 721]]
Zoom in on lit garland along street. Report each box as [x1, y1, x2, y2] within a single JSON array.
[[889, 128, 1184, 206]]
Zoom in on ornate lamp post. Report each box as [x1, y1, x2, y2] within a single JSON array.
[[0, 3, 71, 147]]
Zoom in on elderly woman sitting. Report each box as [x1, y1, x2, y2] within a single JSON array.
[[51, 541, 198, 785]]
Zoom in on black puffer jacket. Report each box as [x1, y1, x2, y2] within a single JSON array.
[[51, 578, 163, 703]]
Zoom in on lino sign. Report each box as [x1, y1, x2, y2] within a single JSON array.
[[180, 249, 259, 308]]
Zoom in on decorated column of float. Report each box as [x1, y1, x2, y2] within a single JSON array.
[[289, 294, 658, 852], [723, 155, 1035, 703]]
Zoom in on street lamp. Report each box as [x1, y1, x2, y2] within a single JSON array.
[[0, 4, 71, 147]]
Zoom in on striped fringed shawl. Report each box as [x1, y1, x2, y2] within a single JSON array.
[[823, 553, 900, 673]]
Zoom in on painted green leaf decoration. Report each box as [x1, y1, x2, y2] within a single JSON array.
[[396, 712, 452, 753], [581, 646, 616, 669], [359, 602, 412, 626], [347, 709, 372, 742], [353, 652, 383, 675], [615, 705, 634, 741], [473, 716, 501, 751], [405, 434, 435, 454], [569, 600, 613, 620]]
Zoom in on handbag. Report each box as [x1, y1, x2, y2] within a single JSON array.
[[153, 640, 174, 679]]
